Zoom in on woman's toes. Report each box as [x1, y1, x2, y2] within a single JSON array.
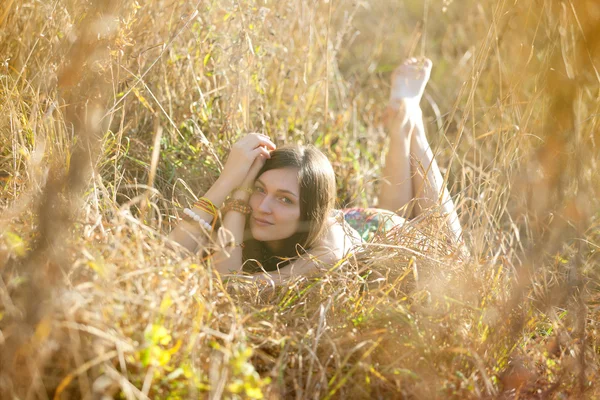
[[397, 63, 419, 72], [389, 57, 432, 103], [393, 64, 413, 77], [422, 58, 433, 70]]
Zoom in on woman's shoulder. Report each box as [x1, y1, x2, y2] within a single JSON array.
[[314, 209, 364, 254], [265, 210, 363, 279]]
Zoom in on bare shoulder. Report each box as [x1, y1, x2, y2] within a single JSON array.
[[312, 211, 362, 258], [260, 212, 362, 282], [245, 210, 366, 284]]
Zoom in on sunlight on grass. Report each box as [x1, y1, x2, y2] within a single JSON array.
[[0, 0, 599, 398]]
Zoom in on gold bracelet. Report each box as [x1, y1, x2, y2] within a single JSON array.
[[233, 187, 254, 196], [221, 198, 252, 215]]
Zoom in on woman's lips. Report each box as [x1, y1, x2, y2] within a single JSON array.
[[252, 216, 273, 226]]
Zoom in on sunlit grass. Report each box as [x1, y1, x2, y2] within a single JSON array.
[[0, 0, 599, 398]]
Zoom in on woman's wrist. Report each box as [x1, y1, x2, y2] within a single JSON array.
[[222, 198, 252, 215], [230, 191, 250, 202], [232, 186, 254, 196]]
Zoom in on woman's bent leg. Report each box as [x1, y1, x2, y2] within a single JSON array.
[[408, 109, 463, 242], [377, 105, 415, 218], [377, 58, 462, 242], [378, 58, 432, 217]]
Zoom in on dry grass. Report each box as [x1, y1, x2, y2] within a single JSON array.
[[0, 0, 599, 398]]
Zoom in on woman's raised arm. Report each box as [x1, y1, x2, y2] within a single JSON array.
[[169, 134, 275, 255], [168, 178, 233, 253], [212, 150, 271, 274]]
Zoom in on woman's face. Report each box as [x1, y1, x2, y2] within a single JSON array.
[[249, 167, 301, 245]]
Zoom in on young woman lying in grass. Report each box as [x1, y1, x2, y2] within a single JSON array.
[[169, 57, 463, 282]]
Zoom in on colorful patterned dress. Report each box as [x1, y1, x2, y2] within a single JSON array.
[[339, 207, 406, 243]]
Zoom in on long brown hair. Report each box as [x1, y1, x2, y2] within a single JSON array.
[[242, 145, 336, 272]]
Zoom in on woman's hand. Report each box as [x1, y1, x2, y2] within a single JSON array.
[[240, 151, 269, 189], [218, 133, 275, 190]]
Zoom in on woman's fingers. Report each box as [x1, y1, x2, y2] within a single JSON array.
[[248, 154, 267, 173], [220, 133, 274, 189], [253, 135, 276, 150], [239, 133, 276, 150], [229, 132, 274, 171], [251, 146, 272, 160], [240, 153, 268, 187]]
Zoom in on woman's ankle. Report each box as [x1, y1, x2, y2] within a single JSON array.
[[384, 101, 422, 128]]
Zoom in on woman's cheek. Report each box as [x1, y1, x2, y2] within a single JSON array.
[[288, 206, 301, 224]]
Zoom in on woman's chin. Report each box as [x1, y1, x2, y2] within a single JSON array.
[[250, 224, 290, 242], [249, 224, 270, 241]]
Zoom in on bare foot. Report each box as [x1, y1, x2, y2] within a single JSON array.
[[389, 57, 432, 109]]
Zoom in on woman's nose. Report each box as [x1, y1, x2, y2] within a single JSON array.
[[257, 196, 273, 213]]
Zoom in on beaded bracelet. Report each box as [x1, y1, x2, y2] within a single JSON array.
[[193, 197, 218, 218], [183, 208, 213, 231], [221, 198, 252, 215]]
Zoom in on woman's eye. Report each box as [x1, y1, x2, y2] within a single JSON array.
[[280, 197, 292, 204], [254, 186, 265, 193]]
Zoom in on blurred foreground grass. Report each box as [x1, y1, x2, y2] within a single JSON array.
[[0, 0, 599, 398]]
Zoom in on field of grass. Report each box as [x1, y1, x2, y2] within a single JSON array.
[[1, 0, 599, 398]]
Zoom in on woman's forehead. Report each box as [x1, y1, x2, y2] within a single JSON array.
[[258, 168, 300, 193]]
